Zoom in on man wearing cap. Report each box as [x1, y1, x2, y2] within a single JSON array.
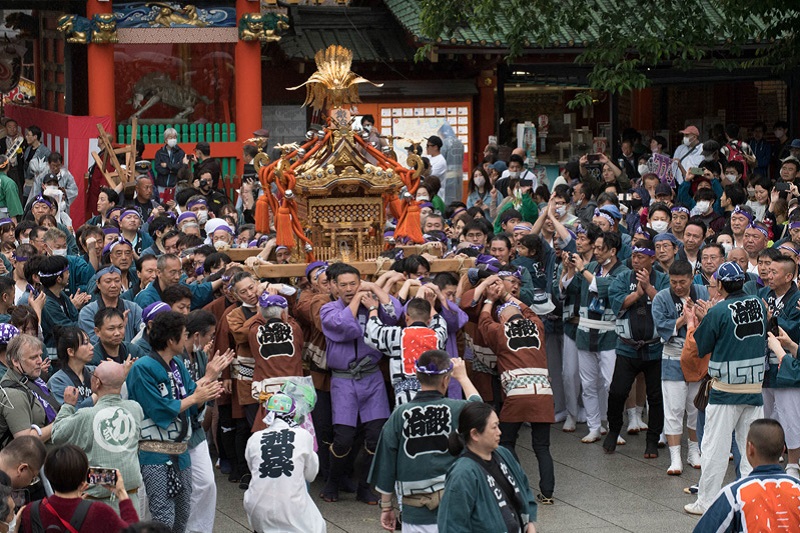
[[560, 231, 628, 443], [79, 265, 143, 345], [605, 239, 669, 457], [319, 264, 402, 504], [51, 361, 144, 512], [652, 260, 708, 475], [0, 156, 23, 222], [426, 135, 447, 179], [653, 233, 679, 274], [684, 261, 768, 516], [591, 204, 632, 261], [671, 125, 704, 184], [758, 255, 800, 479], [480, 285, 556, 503], [370, 351, 481, 531], [248, 293, 304, 432]]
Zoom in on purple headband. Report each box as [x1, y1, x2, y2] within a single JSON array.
[[594, 208, 615, 226], [0, 218, 13, 227], [275, 245, 288, 252], [513, 224, 533, 232], [748, 223, 769, 240], [575, 224, 587, 235], [102, 237, 132, 255], [731, 205, 754, 223], [142, 301, 171, 323], [38, 264, 69, 278], [305, 261, 328, 278], [419, 202, 434, 209], [107, 206, 124, 215], [632, 246, 656, 256], [790, 221, 800, 230], [176, 211, 197, 224], [671, 206, 690, 216], [495, 300, 522, 319], [414, 358, 454, 375], [32, 195, 52, 208], [213, 225, 234, 236], [259, 293, 288, 309], [186, 198, 207, 210], [120, 209, 140, 221], [103, 227, 121, 236], [498, 267, 523, 280], [779, 244, 800, 256], [10, 252, 27, 262], [0, 323, 19, 344]]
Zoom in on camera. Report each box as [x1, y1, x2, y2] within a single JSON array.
[[776, 182, 791, 192]]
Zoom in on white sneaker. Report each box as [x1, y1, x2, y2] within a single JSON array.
[[687, 440, 701, 469], [616, 435, 626, 446], [581, 430, 602, 443], [667, 446, 682, 476], [562, 414, 577, 433], [684, 501, 706, 516]]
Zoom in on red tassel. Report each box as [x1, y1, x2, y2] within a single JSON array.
[[255, 196, 271, 234], [276, 206, 294, 248]]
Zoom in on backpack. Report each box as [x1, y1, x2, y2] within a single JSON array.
[[725, 141, 748, 181], [30, 498, 94, 533]]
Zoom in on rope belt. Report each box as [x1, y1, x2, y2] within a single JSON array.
[[711, 379, 763, 394], [578, 317, 615, 331]]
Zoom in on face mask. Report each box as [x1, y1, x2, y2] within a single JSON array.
[[721, 242, 733, 255], [651, 220, 669, 234], [629, 198, 643, 211], [196, 210, 209, 224], [19, 237, 29, 245], [167, 138, 177, 148], [474, 176, 486, 188], [602, 257, 612, 266], [51, 248, 67, 257], [555, 206, 566, 217], [704, 155, 714, 162], [416, 195, 429, 202], [683, 136, 691, 146], [724, 173, 738, 183], [508, 171, 520, 179], [637, 164, 648, 175], [213, 240, 228, 251], [45, 184, 58, 193], [192, 343, 203, 353], [695, 201, 710, 213], [363, 125, 371, 132]]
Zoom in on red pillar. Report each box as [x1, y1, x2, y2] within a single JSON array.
[[631, 88, 653, 131], [86, 0, 115, 128], [235, 0, 262, 175], [476, 70, 496, 155]]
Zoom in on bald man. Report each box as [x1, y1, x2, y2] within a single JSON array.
[[51, 362, 144, 511]]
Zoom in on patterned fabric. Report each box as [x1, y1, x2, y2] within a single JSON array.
[[141, 463, 193, 532]]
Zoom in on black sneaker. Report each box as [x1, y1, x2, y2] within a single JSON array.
[[239, 473, 251, 490]]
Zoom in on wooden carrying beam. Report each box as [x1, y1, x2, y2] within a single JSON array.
[[251, 258, 474, 279], [225, 244, 444, 264]]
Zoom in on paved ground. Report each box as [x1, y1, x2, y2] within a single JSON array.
[[212, 423, 732, 532]]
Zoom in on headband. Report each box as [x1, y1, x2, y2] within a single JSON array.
[[498, 267, 523, 280], [0, 218, 13, 227], [259, 293, 288, 309], [671, 206, 690, 216], [213, 225, 234, 235], [102, 237, 132, 255], [102, 227, 121, 236], [594, 208, 615, 226], [176, 211, 197, 224], [632, 246, 656, 256], [120, 209, 140, 220], [32, 195, 52, 208], [107, 206, 125, 215], [419, 202, 434, 209], [779, 244, 800, 256], [95, 265, 122, 280], [38, 264, 69, 278], [305, 260, 328, 278], [513, 224, 533, 232], [275, 245, 288, 252], [495, 300, 522, 319], [186, 198, 207, 210], [142, 301, 171, 323], [747, 223, 769, 240], [0, 323, 19, 344], [731, 205, 754, 223], [790, 221, 800, 230], [414, 358, 454, 375], [11, 252, 27, 262], [313, 265, 328, 281], [575, 224, 587, 235], [452, 207, 466, 217]]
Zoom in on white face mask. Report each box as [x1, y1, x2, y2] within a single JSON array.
[[51, 248, 67, 257], [695, 201, 711, 213], [363, 125, 371, 132], [196, 210, 209, 224], [555, 206, 566, 217], [45, 185, 59, 193], [637, 164, 649, 175], [704, 155, 715, 162], [213, 239, 228, 251], [167, 138, 177, 148], [19, 237, 29, 245], [683, 136, 691, 146], [474, 176, 486, 188], [724, 173, 738, 183], [416, 195, 429, 202], [651, 220, 669, 234], [721, 242, 733, 255], [508, 171, 520, 179]]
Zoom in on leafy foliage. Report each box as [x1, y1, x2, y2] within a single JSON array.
[[417, 0, 798, 105]]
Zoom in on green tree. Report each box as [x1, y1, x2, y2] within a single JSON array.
[[418, 0, 797, 106]]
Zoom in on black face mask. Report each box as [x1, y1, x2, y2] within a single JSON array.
[[629, 199, 643, 211]]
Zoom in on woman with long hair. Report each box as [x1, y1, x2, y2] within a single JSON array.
[[467, 166, 502, 221], [438, 402, 537, 532]]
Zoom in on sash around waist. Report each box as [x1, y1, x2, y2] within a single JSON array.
[[578, 317, 615, 331]]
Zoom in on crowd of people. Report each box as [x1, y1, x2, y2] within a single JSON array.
[[0, 115, 793, 532]]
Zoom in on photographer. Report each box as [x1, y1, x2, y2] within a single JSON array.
[[190, 142, 221, 191], [579, 153, 630, 197], [192, 171, 227, 217]]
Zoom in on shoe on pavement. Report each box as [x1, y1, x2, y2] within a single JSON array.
[[238, 473, 251, 490], [581, 430, 602, 443], [562, 414, 577, 433], [687, 441, 701, 469], [684, 501, 706, 516], [536, 494, 554, 505], [683, 484, 698, 495]]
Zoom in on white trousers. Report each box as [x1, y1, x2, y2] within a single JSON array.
[[403, 524, 438, 533], [661, 380, 701, 436], [187, 440, 217, 533], [577, 349, 616, 432], [545, 333, 566, 417], [763, 387, 778, 419], [697, 403, 763, 508], [562, 335, 582, 419], [767, 388, 800, 449]]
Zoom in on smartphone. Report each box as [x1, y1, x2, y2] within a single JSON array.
[[776, 182, 791, 192], [769, 316, 780, 336], [569, 253, 578, 263], [587, 154, 601, 163], [87, 467, 117, 486], [10, 489, 28, 508]]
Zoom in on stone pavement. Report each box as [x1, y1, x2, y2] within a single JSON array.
[[212, 423, 735, 532]]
